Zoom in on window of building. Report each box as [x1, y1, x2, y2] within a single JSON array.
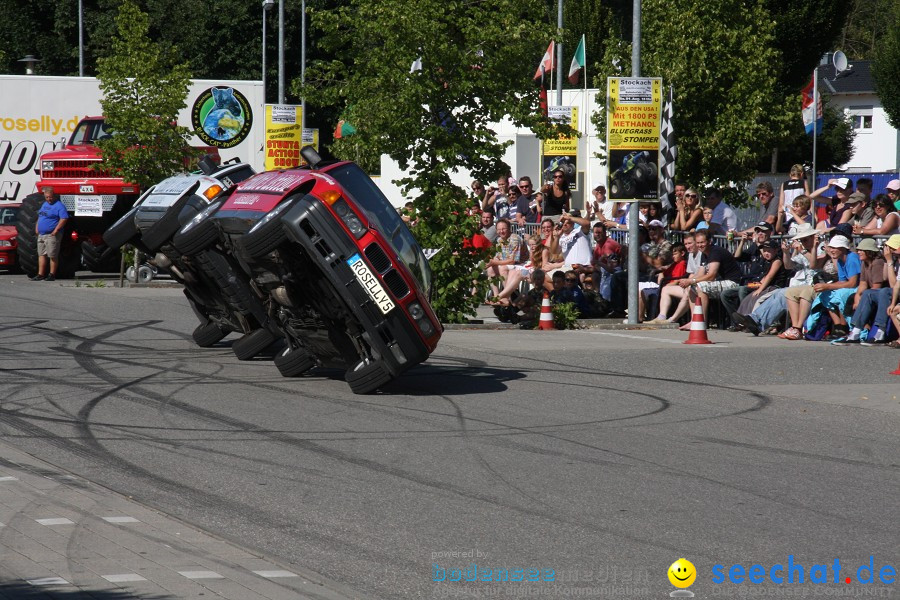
[[848, 106, 873, 131]]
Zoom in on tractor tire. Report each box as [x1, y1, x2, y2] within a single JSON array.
[[239, 197, 299, 259], [172, 199, 223, 255], [192, 320, 229, 347], [15, 193, 42, 276], [345, 359, 393, 394], [82, 241, 121, 273], [274, 345, 316, 377], [231, 328, 277, 361]]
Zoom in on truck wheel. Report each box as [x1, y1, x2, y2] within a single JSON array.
[[239, 197, 299, 259], [15, 193, 42, 276], [103, 203, 142, 250], [274, 345, 316, 377], [141, 193, 193, 251], [82, 242, 121, 273], [345, 359, 393, 394], [172, 200, 222, 255], [192, 320, 229, 347], [231, 328, 277, 360]]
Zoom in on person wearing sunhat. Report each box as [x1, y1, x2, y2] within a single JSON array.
[[833, 237, 890, 345], [731, 223, 823, 336], [780, 234, 859, 341], [886, 180, 900, 212]]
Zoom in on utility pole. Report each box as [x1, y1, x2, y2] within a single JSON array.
[[627, 0, 641, 324], [556, 0, 563, 106], [278, 0, 285, 104]]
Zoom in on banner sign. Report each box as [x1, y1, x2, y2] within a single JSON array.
[[264, 104, 303, 170], [541, 106, 579, 191], [606, 77, 662, 200]]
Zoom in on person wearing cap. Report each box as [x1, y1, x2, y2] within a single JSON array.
[[838, 191, 875, 229], [886, 179, 900, 212], [731, 224, 824, 336], [857, 195, 900, 237], [810, 178, 853, 227], [781, 234, 859, 341], [833, 237, 889, 345]]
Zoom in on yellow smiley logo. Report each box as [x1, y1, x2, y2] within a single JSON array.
[[668, 558, 697, 588]]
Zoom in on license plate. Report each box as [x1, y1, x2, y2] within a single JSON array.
[[347, 253, 395, 314]]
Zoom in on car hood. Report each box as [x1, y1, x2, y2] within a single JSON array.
[[0, 225, 16, 240]]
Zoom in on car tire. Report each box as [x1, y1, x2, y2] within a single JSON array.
[[82, 241, 121, 273], [192, 250, 258, 314], [274, 345, 316, 377], [192, 320, 228, 347], [15, 193, 42, 276], [239, 197, 299, 259], [231, 328, 277, 360], [345, 359, 393, 394], [141, 192, 194, 251], [102, 202, 142, 250], [172, 200, 222, 255]]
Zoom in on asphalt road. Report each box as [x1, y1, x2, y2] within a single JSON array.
[[1, 274, 898, 599]]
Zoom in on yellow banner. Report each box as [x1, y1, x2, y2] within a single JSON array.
[[542, 106, 578, 156], [264, 104, 303, 170], [606, 78, 662, 200]]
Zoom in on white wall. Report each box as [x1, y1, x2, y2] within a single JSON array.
[[376, 88, 608, 208], [829, 92, 900, 172]]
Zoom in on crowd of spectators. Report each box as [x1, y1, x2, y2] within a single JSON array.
[[408, 169, 900, 345]]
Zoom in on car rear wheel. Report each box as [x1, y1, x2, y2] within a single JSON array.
[[231, 328, 277, 360], [192, 320, 229, 347], [274, 345, 316, 377], [345, 359, 393, 394]]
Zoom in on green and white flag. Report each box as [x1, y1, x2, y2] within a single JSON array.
[[567, 35, 585, 84]]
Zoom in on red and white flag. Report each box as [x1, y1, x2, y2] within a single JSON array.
[[533, 41, 554, 80]]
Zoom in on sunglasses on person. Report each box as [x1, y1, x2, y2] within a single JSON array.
[[553, 175, 564, 179], [684, 193, 698, 198]]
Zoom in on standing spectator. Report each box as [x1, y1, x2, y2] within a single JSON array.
[[470, 180, 486, 210], [483, 176, 511, 219], [886, 179, 900, 211], [480, 211, 497, 243], [695, 206, 727, 237], [518, 176, 540, 223], [781, 235, 859, 341], [587, 184, 619, 223], [507, 184, 533, 227], [858, 195, 900, 237], [705, 187, 738, 231], [590, 222, 621, 300], [672, 188, 703, 231], [542, 169, 571, 220], [856, 177, 874, 203], [742, 181, 778, 233], [30, 186, 69, 282], [833, 237, 889, 345], [778, 165, 809, 225]]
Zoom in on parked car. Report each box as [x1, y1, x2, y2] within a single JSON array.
[[0, 204, 21, 271], [103, 159, 277, 359], [171, 147, 441, 393]]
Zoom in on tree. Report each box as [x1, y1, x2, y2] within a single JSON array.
[[94, 0, 195, 189], [755, 103, 856, 173], [872, 0, 900, 128], [302, 0, 554, 322]]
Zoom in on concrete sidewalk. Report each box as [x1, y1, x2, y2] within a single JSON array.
[[0, 442, 352, 600]]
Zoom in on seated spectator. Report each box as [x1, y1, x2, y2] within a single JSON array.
[[750, 180, 779, 232], [673, 188, 703, 231], [589, 222, 622, 301], [887, 180, 900, 212], [695, 206, 726, 237], [722, 228, 785, 324], [641, 244, 687, 322], [778, 165, 810, 227], [483, 218, 523, 297], [552, 213, 592, 271], [493, 235, 544, 305], [580, 273, 609, 318], [838, 192, 874, 229], [780, 234, 859, 340], [664, 229, 741, 329], [832, 237, 888, 345], [731, 224, 823, 336], [555, 269, 589, 315], [648, 234, 700, 323], [509, 269, 549, 327], [858, 195, 900, 237], [705, 187, 738, 231], [780, 194, 813, 235]]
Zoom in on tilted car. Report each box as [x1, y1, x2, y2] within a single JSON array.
[[103, 159, 278, 359], [171, 147, 441, 393]]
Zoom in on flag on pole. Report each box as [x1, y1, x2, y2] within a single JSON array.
[[533, 41, 555, 80], [801, 76, 823, 135], [567, 35, 585, 84], [334, 120, 357, 139], [538, 69, 548, 117], [658, 85, 676, 212]]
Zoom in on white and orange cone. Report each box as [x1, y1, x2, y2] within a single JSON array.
[[538, 291, 556, 331], [891, 359, 900, 376], [683, 295, 713, 345]]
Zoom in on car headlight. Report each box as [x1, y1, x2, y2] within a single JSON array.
[[407, 301, 435, 337], [332, 199, 366, 239], [42, 160, 54, 171]]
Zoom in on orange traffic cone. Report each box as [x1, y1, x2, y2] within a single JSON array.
[[683, 295, 713, 345], [538, 291, 556, 330], [891, 359, 900, 375]]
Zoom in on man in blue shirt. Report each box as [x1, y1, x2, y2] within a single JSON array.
[[30, 187, 69, 282]]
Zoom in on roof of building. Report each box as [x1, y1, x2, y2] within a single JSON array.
[[818, 60, 874, 95]]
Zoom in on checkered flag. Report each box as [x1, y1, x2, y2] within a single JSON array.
[[658, 86, 676, 212]]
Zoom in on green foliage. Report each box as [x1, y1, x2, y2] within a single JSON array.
[[872, 1, 900, 129], [551, 302, 580, 330], [840, 0, 895, 60], [302, 0, 552, 322], [767, 0, 851, 88], [94, 0, 195, 190], [757, 102, 856, 173]]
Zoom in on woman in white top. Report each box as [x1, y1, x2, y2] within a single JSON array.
[[857, 195, 900, 237]]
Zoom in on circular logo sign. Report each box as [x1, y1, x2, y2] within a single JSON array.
[[191, 87, 253, 148]]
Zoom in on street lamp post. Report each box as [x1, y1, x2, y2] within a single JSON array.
[[278, 0, 285, 104], [301, 0, 306, 130], [262, 0, 274, 103], [78, 0, 84, 76]]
